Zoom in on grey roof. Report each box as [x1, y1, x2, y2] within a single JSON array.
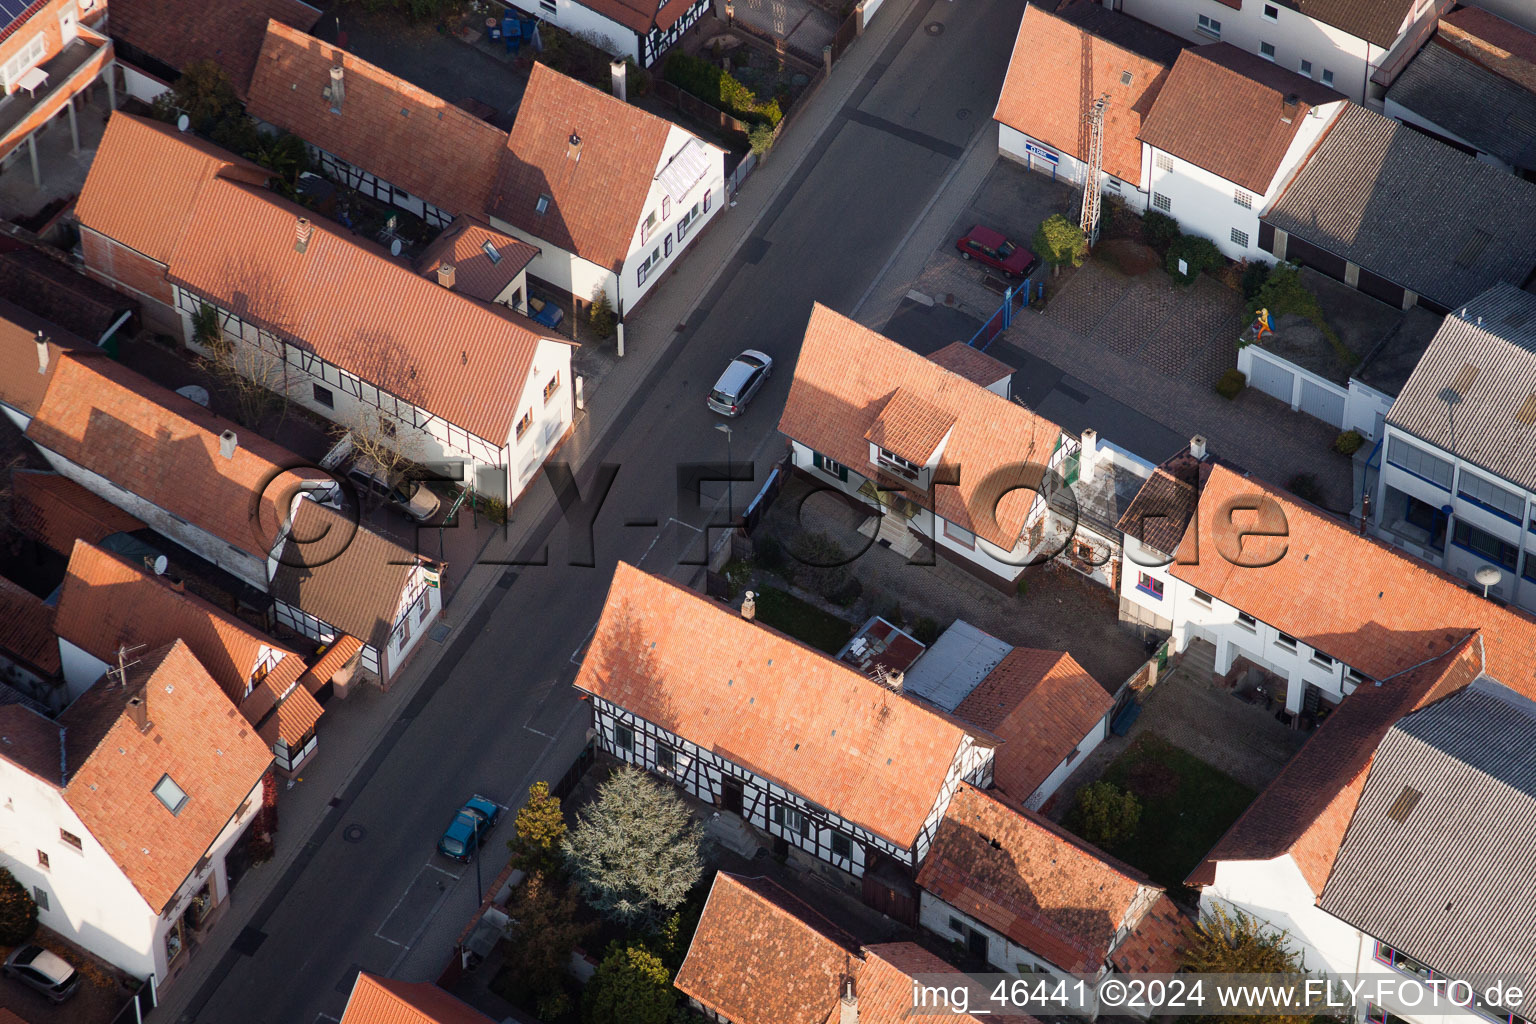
[[1387, 42, 1536, 172], [1053, 0, 1186, 66], [1263, 104, 1536, 310], [902, 620, 1010, 713], [1386, 284, 1536, 493], [1318, 678, 1536, 995]]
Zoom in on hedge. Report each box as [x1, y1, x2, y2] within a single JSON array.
[[663, 54, 782, 127]]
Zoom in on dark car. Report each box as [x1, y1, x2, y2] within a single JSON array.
[[437, 794, 501, 862], [4, 945, 80, 1004], [707, 349, 774, 417], [956, 224, 1038, 278], [346, 462, 441, 523]]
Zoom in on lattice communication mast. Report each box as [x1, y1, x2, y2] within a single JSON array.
[[1080, 93, 1109, 248]]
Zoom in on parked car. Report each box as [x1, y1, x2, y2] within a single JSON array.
[[346, 462, 441, 523], [4, 945, 80, 1004], [438, 794, 501, 862], [707, 349, 774, 417], [956, 225, 1038, 278]]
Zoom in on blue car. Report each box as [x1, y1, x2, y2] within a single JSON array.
[[437, 794, 501, 862]]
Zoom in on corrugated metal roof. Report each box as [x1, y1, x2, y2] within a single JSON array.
[[903, 620, 1011, 712], [1386, 283, 1536, 494], [1263, 104, 1536, 310], [1318, 678, 1536, 994], [1387, 42, 1536, 172]]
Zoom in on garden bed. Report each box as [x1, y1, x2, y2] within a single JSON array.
[[752, 585, 857, 654]]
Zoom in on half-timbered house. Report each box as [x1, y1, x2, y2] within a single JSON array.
[[574, 562, 995, 885]]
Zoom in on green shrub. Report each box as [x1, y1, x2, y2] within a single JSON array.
[[1241, 260, 1272, 301], [1215, 368, 1247, 400], [1141, 210, 1180, 252], [747, 123, 775, 157], [1066, 781, 1141, 850], [1033, 213, 1090, 270], [1334, 430, 1364, 456], [588, 289, 616, 340], [1165, 234, 1222, 285], [479, 495, 508, 523], [912, 616, 940, 646], [663, 53, 780, 126], [583, 944, 676, 1024], [1252, 261, 1355, 367], [0, 867, 38, 945]]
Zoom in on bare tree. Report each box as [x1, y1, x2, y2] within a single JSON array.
[[332, 406, 428, 488], [192, 301, 295, 430]]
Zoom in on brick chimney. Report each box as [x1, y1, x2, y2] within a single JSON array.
[[328, 65, 345, 113], [436, 262, 456, 290], [126, 693, 150, 733], [35, 330, 48, 375], [295, 217, 314, 254], [1281, 93, 1300, 124], [740, 590, 756, 620], [1079, 428, 1098, 484], [219, 429, 238, 460], [611, 59, 627, 102], [567, 132, 582, 162]]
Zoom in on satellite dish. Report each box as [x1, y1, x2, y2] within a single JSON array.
[[176, 114, 190, 132], [152, 555, 169, 576], [390, 239, 402, 257], [1475, 565, 1502, 597]]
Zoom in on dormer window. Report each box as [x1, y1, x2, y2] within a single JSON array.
[[154, 774, 189, 815], [874, 447, 920, 481]]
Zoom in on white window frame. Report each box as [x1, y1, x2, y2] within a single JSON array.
[[1196, 14, 1221, 39], [1260, 41, 1277, 61], [1155, 151, 1174, 173], [1234, 189, 1253, 209], [1300, 59, 1313, 76], [1321, 69, 1335, 87], [1263, 4, 1279, 21], [1, 34, 47, 94]]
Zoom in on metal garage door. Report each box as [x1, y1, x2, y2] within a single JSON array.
[[1299, 377, 1347, 429], [1248, 353, 1296, 404]]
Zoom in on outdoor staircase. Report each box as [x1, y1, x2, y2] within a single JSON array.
[[1179, 637, 1217, 681], [858, 514, 924, 559]]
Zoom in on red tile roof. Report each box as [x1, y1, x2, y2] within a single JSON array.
[[165, 176, 555, 443], [571, 0, 692, 34], [955, 650, 1113, 804], [338, 973, 497, 1024], [863, 388, 955, 465], [256, 677, 323, 746], [9, 469, 145, 556], [928, 342, 1015, 389], [1188, 636, 1481, 895], [0, 575, 59, 677], [574, 562, 983, 850], [1139, 44, 1344, 194], [857, 943, 1038, 1023], [25, 352, 330, 558], [994, 3, 1177, 185], [0, 299, 89, 420], [298, 634, 363, 694], [57, 639, 272, 911], [779, 304, 1061, 551], [74, 113, 271, 265], [415, 216, 539, 305], [492, 64, 677, 273], [247, 21, 509, 217], [1442, 6, 1536, 71], [917, 784, 1185, 974], [108, 0, 321, 99], [674, 873, 860, 1024], [1168, 462, 1536, 691]]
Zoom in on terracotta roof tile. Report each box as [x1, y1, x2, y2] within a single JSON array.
[[74, 113, 271, 265], [299, 634, 363, 694], [0, 575, 59, 676], [255, 676, 323, 746], [247, 21, 508, 216], [917, 785, 1184, 973], [928, 342, 1016, 389], [864, 388, 955, 464], [1289, 0, 1418, 50], [165, 176, 555, 443], [574, 562, 980, 849], [108, 0, 319, 98], [779, 304, 1061, 551], [857, 943, 1037, 1023], [57, 639, 273, 911], [674, 873, 860, 1024], [0, 299, 90, 419], [1139, 44, 1344, 194], [10, 470, 145, 556], [338, 972, 497, 1024], [492, 64, 679, 272], [994, 3, 1180, 185], [26, 352, 329, 557], [269, 501, 420, 654], [1115, 452, 1206, 555], [955, 649, 1113, 803], [0, 703, 63, 784], [415, 216, 539, 304]]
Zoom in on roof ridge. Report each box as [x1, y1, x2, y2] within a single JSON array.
[[722, 873, 864, 953], [962, 782, 1160, 891]]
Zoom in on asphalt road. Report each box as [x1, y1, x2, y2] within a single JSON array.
[[180, 1, 1026, 1020]]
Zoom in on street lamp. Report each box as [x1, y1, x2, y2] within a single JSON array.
[[715, 422, 733, 523]]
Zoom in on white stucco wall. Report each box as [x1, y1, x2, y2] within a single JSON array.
[[58, 637, 109, 703], [118, 62, 171, 104], [500, 0, 639, 62], [920, 891, 1065, 975], [615, 125, 727, 311], [1000, 124, 1150, 213], [1025, 717, 1108, 811]]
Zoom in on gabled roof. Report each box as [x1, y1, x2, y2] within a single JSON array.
[[1262, 103, 1536, 310], [863, 388, 955, 464], [491, 64, 678, 273], [0, 575, 59, 677], [1387, 41, 1536, 171], [1116, 450, 1206, 555], [856, 942, 1037, 1023], [1188, 636, 1482, 895], [25, 352, 328, 558], [338, 972, 497, 1024], [955, 649, 1113, 804], [1386, 284, 1536, 493], [269, 500, 420, 655], [928, 342, 1015, 389], [994, 2, 1182, 185], [0, 298, 89, 419], [9, 470, 145, 556], [917, 784, 1185, 974], [779, 304, 1061, 551], [1139, 44, 1343, 194], [1283, 0, 1418, 49], [247, 21, 509, 216], [107, 0, 321, 99], [673, 873, 860, 1024], [573, 562, 982, 850], [574, 0, 696, 34], [1318, 678, 1536, 993], [74, 113, 272, 265], [164, 176, 556, 443], [31, 640, 272, 912], [415, 216, 539, 304]]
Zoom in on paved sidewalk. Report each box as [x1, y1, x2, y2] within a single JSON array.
[[150, 1, 929, 1018]]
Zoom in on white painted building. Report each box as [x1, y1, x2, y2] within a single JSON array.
[[501, 0, 710, 67]]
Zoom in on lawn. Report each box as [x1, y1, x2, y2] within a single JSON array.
[[1093, 733, 1257, 890], [753, 586, 855, 655]]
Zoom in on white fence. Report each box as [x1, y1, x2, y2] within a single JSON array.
[[1238, 343, 1393, 441]]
